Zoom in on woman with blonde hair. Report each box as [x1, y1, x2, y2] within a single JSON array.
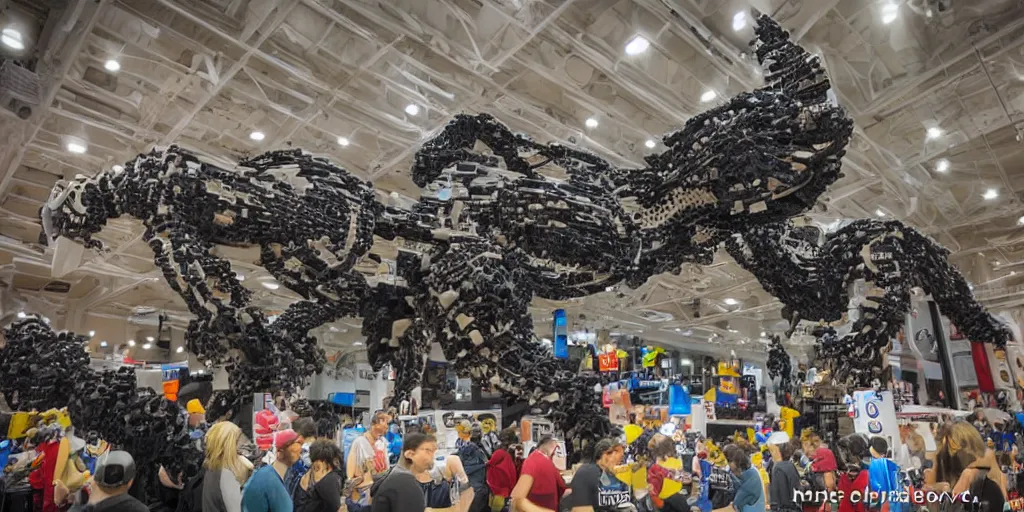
[[202, 421, 247, 512], [931, 422, 1005, 511]]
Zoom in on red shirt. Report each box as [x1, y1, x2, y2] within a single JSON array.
[[520, 450, 566, 510], [487, 448, 519, 497], [647, 463, 671, 496], [812, 447, 838, 473], [837, 470, 869, 512]]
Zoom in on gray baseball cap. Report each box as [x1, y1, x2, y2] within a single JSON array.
[[94, 451, 136, 487]]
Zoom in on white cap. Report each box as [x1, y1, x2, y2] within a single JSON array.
[[766, 431, 791, 445]]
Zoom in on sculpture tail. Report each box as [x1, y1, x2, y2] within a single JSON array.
[[753, 15, 832, 105]]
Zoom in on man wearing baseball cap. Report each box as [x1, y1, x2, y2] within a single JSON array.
[[242, 429, 303, 512], [72, 451, 148, 512]]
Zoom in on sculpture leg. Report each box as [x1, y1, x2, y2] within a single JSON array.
[[390, 243, 612, 462], [146, 221, 253, 364]]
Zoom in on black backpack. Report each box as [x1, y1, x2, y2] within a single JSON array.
[[173, 472, 204, 512]]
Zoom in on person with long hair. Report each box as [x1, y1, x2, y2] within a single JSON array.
[[296, 440, 344, 512], [931, 422, 1005, 511], [202, 422, 247, 512]]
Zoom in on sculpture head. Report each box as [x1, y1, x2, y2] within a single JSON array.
[[40, 167, 123, 250]]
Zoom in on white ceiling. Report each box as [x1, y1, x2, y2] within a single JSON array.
[[0, 0, 1022, 362]]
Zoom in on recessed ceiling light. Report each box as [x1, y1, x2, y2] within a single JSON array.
[[1, 28, 24, 50], [104, 59, 121, 72], [405, 104, 420, 116], [100, 341, 108, 347], [723, 298, 738, 305], [732, 12, 748, 31], [1018, 215, 1024, 226], [926, 127, 943, 139], [236, 274, 245, 281], [760, 331, 767, 337], [645, 139, 656, 149], [675, 328, 681, 332], [881, 3, 899, 24], [17, 311, 26, 318], [983, 188, 998, 200], [128, 339, 136, 346], [585, 117, 599, 128], [262, 281, 280, 290], [337, 136, 350, 147], [353, 341, 364, 346], [146, 336, 155, 342], [875, 209, 886, 217], [249, 131, 265, 141], [176, 346, 185, 353], [624, 35, 650, 55], [934, 159, 949, 173], [700, 90, 717, 103], [142, 343, 152, 350], [88, 330, 96, 337], [112, 164, 124, 172], [67, 141, 87, 154]]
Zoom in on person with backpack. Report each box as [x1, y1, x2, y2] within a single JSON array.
[[294, 441, 344, 512], [834, 434, 870, 512], [457, 423, 490, 512]]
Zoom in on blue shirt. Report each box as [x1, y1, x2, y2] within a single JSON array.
[[732, 467, 766, 512], [283, 459, 308, 498], [242, 466, 293, 512]]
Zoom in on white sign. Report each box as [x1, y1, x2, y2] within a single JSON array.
[[853, 390, 902, 456]]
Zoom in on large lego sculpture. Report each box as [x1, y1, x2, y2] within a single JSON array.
[[5, 16, 1002, 470], [726, 220, 1010, 386], [0, 317, 200, 496]]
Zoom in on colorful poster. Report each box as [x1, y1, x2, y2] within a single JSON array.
[[852, 390, 901, 456]]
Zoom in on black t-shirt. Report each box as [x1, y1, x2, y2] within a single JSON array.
[[567, 463, 632, 511], [370, 466, 425, 512], [73, 494, 149, 512], [300, 470, 343, 512]]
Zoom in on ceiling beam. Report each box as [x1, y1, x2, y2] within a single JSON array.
[[0, 0, 110, 196], [152, 0, 300, 146]]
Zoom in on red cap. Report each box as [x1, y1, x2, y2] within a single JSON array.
[[274, 429, 299, 450]]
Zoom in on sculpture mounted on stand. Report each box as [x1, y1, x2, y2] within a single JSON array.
[[4, 16, 1003, 474]]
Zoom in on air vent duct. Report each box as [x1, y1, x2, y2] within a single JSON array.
[[0, 60, 40, 119]]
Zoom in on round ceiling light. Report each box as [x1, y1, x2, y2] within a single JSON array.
[[585, 117, 599, 128], [104, 59, 121, 72], [1, 28, 24, 50], [405, 104, 420, 116], [67, 141, 87, 154], [249, 131, 265, 141], [935, 159, 949, 173], [624, 35, 649, 55], [337, 136, 350, 147], [176, 346, 185, 353], [128, 339, 136, 346], [700, 90, 717, 103], [645, 139, 656, 148], [142, 343, 152, 350]]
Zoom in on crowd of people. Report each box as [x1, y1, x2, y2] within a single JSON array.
[[14, 393, 1024, 512]]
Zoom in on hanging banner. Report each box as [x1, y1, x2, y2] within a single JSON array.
[[553, 309, 568, 359]]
